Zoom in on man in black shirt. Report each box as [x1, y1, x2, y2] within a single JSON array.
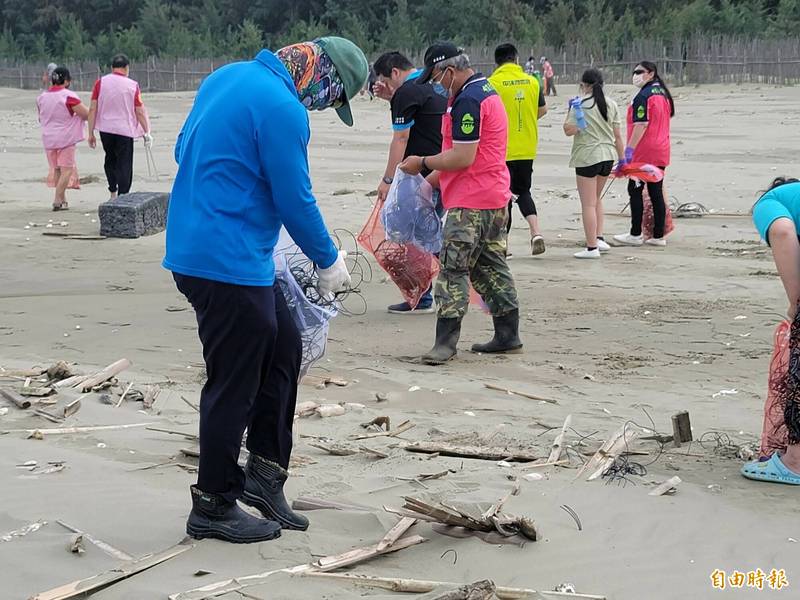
[[373, 51, 447, 314]]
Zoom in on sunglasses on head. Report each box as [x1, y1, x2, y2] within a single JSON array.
[[633, 69, 647, 75]]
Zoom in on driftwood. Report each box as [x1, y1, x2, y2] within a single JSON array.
[[34, 409, 64, 424], [376, 517, 417, 552], [55, 520, 133, 561], [483, 383, 557, 405], [142, 385, 161, 409], [547, 415, 572, 464], [0, 388, 32, 409], [18, 386, 55, 398], [302, 374, 349, 388], [53, 375, 89, 389], [181, 395, 200, 412], [2, 422, 152, 437], [309, 441, 358, 456], [302, 573, 607, 599], [351, 419, 415, 440], [291, 496, 372, 512], [649, 476, 682, 497], [575, 424, 639, 481], [388, 488, 537, 543], [168, 524, 426, 600], [63, 398, 81, 418], [671, 411, 692, 448], [30, 541, 192, 600], [404, 441, 539, 463], [78, 359, 131, 392], [146, 426, 199, 441], [433, 580, 499, 600]]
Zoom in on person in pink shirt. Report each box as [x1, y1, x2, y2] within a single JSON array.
[[613, 60, 675, 248], [540, 56, 556, 96], [36, 66, 89, 211], [400, 43, 522, 365], [87, 54, 151, 199]]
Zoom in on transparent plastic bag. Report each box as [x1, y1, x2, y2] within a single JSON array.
[[273, 229, 337, 379], [359, 198, 439, 309], [381, 170, 443, 253]]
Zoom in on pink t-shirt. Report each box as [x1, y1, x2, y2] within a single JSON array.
[[439, 75, 511, 211], [627, 81, 672, 167]]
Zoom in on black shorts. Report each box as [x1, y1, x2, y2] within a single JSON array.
[[575, 160, 614, 178], [506, 160, 533, 196]]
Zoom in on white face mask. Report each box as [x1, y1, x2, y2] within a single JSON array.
[[632, 73, 646, 88]]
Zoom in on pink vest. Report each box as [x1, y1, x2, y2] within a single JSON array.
[[37, 88, 85, 150], [95, 73, 144, 138]]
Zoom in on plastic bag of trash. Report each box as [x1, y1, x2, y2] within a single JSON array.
[[273, 229, 337, 379], [761, 320, 790, 458], [381, 170, 443, 253], [642, 182, 675, 240], [359, 197, 439, 309]]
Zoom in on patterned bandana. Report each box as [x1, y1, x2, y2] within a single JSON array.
[[275, 42, 345, 112]]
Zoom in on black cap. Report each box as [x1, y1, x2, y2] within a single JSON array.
[[417, 42, 462, 84]]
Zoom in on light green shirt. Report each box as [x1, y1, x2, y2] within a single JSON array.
[[567, 95, 621, 168]]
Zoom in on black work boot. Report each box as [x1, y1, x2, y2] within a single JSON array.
[[186, 485, 281, 543], [242, 454, 309, 531], [421, 317, 462, 365], [471, 309, 523, 354]]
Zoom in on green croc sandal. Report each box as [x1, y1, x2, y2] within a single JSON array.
[[741, 453, 800, 485]]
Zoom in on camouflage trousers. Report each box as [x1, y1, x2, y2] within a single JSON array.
[[435, 207, 519, 319]]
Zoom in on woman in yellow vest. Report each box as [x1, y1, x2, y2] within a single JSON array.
[[489, 44, 548, 256]]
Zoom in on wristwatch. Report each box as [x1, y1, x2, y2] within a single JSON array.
[[382, 176, 393, 185], [421, 156, 428, 172]]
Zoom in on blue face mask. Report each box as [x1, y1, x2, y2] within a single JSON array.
[[431, 68, 451, 98]]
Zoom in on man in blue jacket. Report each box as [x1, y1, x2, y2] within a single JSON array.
[[163, 37, 367, 544]]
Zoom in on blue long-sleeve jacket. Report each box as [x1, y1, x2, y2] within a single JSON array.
[[163, 50, 338, 286]]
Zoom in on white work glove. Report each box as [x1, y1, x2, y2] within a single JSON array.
[[143, 132, 153, 148], [316, 251, 351, 296]]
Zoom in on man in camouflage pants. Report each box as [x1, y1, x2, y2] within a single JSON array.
[[400, 43, 522, 365]]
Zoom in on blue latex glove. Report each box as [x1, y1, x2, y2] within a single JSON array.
[[624, 146, 635, 164]]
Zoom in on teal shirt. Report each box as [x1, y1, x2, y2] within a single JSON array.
[[753, 182, 800, 244]]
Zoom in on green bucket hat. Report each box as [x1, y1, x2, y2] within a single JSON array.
[[315, 36, 368, 127]]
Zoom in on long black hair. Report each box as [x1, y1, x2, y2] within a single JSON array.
[[581, 68, 608, 121], [638, 61, 675, 117]]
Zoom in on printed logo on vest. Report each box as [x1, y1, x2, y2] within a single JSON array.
[[461, 113, 475, 135], [636, 105, 646, 119]]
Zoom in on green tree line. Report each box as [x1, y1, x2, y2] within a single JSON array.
[[2, 0, 800, 62]]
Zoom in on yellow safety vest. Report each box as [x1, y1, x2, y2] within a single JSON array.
[[488, 62, 542, 161]]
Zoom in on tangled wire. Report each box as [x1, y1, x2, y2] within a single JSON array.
[[601, 410, 667, 487], [696, 431, 757, 461], [275, 229, 372, 376]]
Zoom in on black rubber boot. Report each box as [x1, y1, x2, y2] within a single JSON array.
[[186, 485, 281, 543], [471, 309, 523, 354], [421, 318, 462, 365], [242, 454, 309, 531]]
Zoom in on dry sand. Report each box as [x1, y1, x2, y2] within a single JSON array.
[[1, 82, 799, 600]]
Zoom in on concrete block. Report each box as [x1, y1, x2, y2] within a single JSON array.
[[98, 192, 169, 238]]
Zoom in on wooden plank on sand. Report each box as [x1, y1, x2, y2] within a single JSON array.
[[30, 541, 192, 600]]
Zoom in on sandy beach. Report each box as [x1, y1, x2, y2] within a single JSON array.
[[1, 82, 799, 599]]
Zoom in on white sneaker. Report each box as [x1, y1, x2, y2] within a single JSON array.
[[574, 248, 601, 259], [645, 237, 667, 247], [613, 233, 644, 246], [597, 239, 611, 253]]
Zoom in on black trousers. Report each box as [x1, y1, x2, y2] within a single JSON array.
[[99, 132, 134, 195], [173, 273, 302, 503], [506, 160, 537, 233], [628, 168, 667, 238], [546, 76, 557, 96]]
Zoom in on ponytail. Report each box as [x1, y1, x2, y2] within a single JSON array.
[[51, 66, 70, 87], [639, 60, 675, 117], [580, 68, 608, 121]]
